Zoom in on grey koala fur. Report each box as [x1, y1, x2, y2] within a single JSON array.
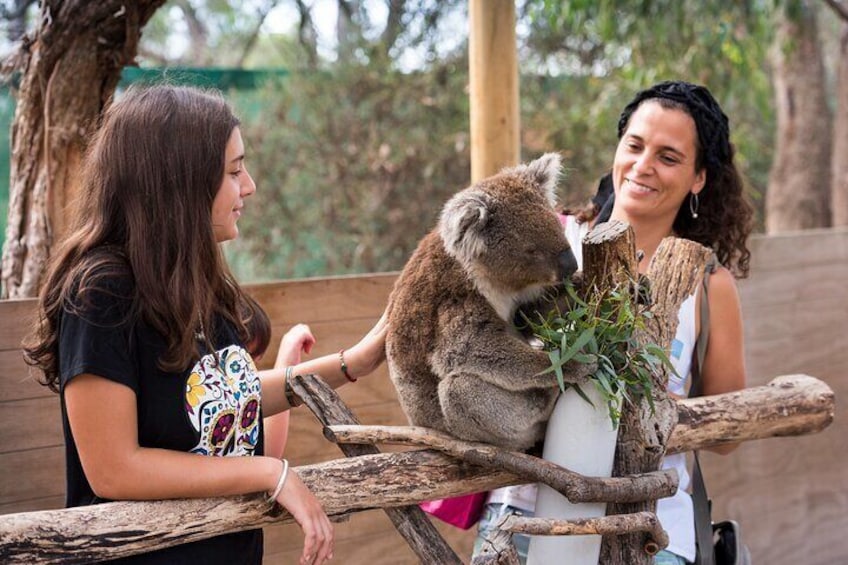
[[385, 153, 594, 451]]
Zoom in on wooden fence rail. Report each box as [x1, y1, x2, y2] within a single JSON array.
[[0, 228, 846, 564]]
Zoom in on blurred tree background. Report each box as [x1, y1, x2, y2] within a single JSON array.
[[1, 0, 846, 288]]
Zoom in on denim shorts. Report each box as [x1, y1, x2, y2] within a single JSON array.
[[471, 503, 690, 565], [654, 549, 690, 565], [471, 503, 533, 562]]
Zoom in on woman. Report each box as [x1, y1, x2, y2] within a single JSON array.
[[474, 80, 753, 564], [24, 85, 386, 565]]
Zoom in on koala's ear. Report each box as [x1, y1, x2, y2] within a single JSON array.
[[503, 152, 562, 207], [439, 188, 491, 260]]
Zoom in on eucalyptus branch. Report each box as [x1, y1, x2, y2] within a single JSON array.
[[524, 279, 673, 427], [822, 0, 848, 22]]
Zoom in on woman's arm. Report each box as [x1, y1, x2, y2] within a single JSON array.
[[260, 311, 388, 415], [65, 374, 333, 564], [699, 266, 747, 454]]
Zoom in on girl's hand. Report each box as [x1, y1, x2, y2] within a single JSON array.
[[274, 468, 334, 564], [277, 324, 316, 369], [345, 310, 388, 379]]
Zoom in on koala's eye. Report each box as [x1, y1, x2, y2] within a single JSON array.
[[523, 246, 544, 258]]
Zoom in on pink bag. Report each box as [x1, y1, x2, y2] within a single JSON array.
[[419, 492, 488, 530]]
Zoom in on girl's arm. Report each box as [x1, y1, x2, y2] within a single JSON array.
[[65, 374, 333, 565], [260, 311, 387, 415], [698, 266, 747, 454], [265, 324, 316, 457]]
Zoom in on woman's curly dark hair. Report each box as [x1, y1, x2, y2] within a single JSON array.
[[617, 81, 754, 278]]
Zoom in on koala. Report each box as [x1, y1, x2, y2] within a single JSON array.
[[385, 153, 594, 451]]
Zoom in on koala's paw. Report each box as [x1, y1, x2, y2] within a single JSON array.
[[532, 353, 596, 389], [562, 356, 597, 384], [569, 270, 585, 289]]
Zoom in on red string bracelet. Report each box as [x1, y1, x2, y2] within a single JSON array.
[[339, 349, 357, 382]]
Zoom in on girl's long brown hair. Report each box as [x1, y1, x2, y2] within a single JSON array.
[[25, 85, 267, 391]]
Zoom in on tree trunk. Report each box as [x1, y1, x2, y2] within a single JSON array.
[[765, 0, 832, 233], [0, 0, 166, 299], [832, 22, 848, 227], [599, 236, 713, 565]]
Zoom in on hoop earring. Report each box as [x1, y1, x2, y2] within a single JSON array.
[[689, 192, 700, 219]]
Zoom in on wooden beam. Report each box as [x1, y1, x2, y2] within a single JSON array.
[[469, 0, 519, 182]]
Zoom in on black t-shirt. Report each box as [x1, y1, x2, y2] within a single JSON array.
[[58, 271, 265, 564]]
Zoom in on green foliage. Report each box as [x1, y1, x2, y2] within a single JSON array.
[[0, 2, 788, 281], [141, 1, 288, 67], [229, 59, 471, 280], [520, 0, 778, 226], [525, 281, 675, 427]]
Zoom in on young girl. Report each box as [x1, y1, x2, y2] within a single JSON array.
[[24, 85, 386, 565]]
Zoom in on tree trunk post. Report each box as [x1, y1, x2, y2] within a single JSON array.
[[587, 227, 713, 564], [0, 0, 166, 298], [766, 0, 832, 233], [832, 21, 848, 228]]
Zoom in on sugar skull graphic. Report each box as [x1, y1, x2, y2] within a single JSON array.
[[185, 345, 261, 456]]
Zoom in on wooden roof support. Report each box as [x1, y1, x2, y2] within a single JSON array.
[[469, 0, 520, 182]]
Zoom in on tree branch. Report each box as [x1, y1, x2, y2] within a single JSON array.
[[0, 451, 512, 564], [234, 0, 282, 68], [822, 0, 848, 22], [497, 512, 668, 555], [325, 424, 679, 504], [290, 373, 462, 565]]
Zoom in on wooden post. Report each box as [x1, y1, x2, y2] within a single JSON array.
[[469, 0, 520, 182], [597, 233, 714, 564]]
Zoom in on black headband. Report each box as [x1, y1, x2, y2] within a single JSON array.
[[616, 80, 731, 176]]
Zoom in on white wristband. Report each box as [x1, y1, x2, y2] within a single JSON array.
[[266, 458, 290, 505]]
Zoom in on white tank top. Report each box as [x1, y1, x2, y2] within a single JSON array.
[[488, 216, 697, 561]]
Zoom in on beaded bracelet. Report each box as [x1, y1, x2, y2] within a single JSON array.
[[339, 349, 357, 382], [266, 458, 290, 505], [284, 366, 303, 407]]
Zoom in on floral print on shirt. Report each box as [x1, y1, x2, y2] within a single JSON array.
[[185, 345, 261, 456]]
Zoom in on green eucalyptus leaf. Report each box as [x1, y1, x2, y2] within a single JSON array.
[[526, 277, 671, 424]]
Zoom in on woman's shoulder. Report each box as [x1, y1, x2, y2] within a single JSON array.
[[708, 264, 738, 289], [706, 264, 742, 310]]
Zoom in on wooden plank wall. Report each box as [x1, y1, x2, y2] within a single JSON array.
[[701, 227, 848, 565], [0, 228, 845, 564]]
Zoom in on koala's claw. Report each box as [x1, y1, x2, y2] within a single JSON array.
[[569, 270, 585, 288], [562, 355, 597, 384], [580, 357, 598, 380], [634, 274, 652, 306]]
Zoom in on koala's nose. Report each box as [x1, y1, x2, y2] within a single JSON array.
[[557, 248, 578, 280]]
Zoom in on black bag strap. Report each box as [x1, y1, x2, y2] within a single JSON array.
[[690, 254, 717, 565]]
